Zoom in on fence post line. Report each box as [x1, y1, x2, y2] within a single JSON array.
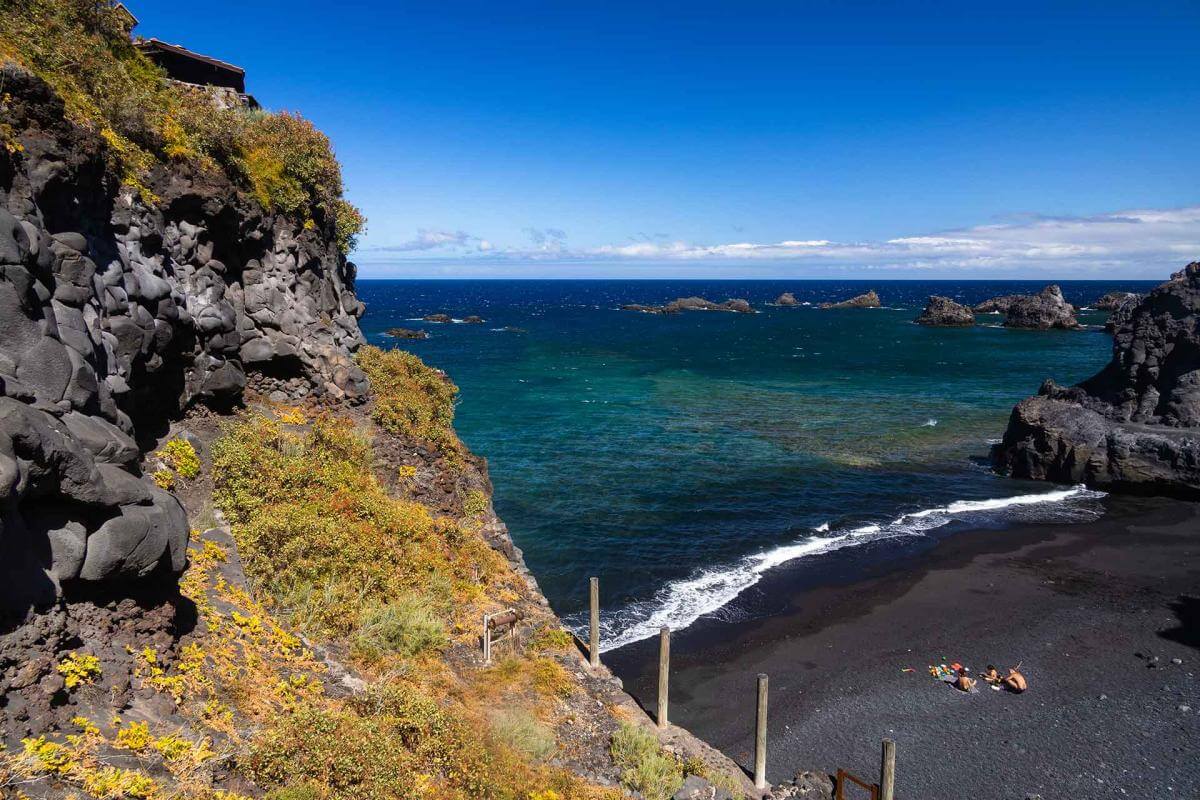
[[880, 738, 896, 800], [657, 626, 670, 728], [589, 577, 600, 667], [482, 613, 491, 664], [754, 673, 769, 790]]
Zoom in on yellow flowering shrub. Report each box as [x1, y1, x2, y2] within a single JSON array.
[[56, 652, 101, 689]]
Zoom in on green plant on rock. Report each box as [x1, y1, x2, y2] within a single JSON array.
[[610, 722, 683, 800], [356, 346, 464, 466], [56, 652, 101, 689], [159, 436, 201, 479]]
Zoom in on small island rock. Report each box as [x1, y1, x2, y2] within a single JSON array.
[[974, 295, 1022, 314], [621, 296, 755, 314], [1002, 285, 1080, 330], [386, 327, 430, 340], [423, 313, 453, 323], [915, 296, 975, 326], [1094, 291, 1141, 310], [820, 290, 880, 309], [463, 315, 485, 324], [775, 292, 799, 306]]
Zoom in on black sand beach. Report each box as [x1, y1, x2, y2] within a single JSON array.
[[606, 495, 1200, 799]]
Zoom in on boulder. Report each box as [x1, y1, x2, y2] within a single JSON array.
[[1002, 285, 1080, 330], [768, 771, 835, 799], [915, 295, 975, 326], [993, 263, 1200, 497], [820, 290, 879, 309]]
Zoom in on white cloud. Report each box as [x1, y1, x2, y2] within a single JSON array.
[[361, 205, 1200, 277]]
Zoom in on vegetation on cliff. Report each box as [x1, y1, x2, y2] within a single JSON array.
[[0, 0, 364, 251], [357, 346, 466, 467]]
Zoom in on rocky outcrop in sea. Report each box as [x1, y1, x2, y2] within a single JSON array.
[[915, 296, 975, 326], [820, 290, 879, 309], [774, 292, 799, 306], [1094, 290, 1141, 310], [992, 263, 1200, 497], [621, 296, 755, 314], [0, 65, 367, 614], [1002, 285, 1080, 330]]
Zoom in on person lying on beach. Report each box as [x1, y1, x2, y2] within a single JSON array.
[[1003, 668, 1027, 693], [982, 665, 1002, 685]]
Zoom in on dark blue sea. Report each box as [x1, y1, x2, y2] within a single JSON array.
[[356, 279, 1155, 651]]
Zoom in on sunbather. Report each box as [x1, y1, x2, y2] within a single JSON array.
[[954, 670, 976, 692], [982, 665, 1002, 685], [1004, 667, 1027, 693]]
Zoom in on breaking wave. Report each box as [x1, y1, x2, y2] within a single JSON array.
[[574, 485, 1106, 652]]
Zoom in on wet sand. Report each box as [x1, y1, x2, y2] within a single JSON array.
[[605, 495, 1200, 799]]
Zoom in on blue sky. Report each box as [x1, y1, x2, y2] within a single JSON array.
[[133, 1, 1200, 278]]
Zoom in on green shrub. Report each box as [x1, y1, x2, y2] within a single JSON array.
[[353, 595, 448, 660], [462, 489, 489, 519], [610, 723, 683, 800], [356, 347, 464, 465], [489, 709, 556, 763]]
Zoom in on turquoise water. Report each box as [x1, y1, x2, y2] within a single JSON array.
[[357, 280, 1153, 650]]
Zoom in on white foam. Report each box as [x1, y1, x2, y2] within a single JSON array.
[[923, 418, 939, 427], [586, 485, 1105, 652]]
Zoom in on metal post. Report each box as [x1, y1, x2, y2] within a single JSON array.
[[657, 626, 670, 728], [880, 738, 896, 800], [589, 577, 600, 667], [482, 613, 491, 664], [754, 673, 768, 790]]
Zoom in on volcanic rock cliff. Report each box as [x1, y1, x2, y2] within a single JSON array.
[[993, 263, 1200, 497], [0, 64, 367, 616]]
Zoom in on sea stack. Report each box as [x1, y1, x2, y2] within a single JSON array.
[[992, 263, 1200, 497], [1001, 285, 1081, 330], [1094, 291, 1141, 310], [775, 292, 799, 306], [915, 296, 975, 326], [820, 290, 880, 309]]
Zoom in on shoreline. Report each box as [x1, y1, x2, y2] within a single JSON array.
[[605, 494, 1200, 798]]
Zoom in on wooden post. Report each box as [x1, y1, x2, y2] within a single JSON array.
[[482, 613, 491, 664], [754, 673, 768, 790], [880, 738, 896, 800], [657, 626, 670, 728], [589, 577, 600, 667]]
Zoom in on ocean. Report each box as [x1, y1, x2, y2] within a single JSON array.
[[356, 279, 1154, 652]]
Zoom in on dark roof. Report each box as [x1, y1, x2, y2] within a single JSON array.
[[135, 39, 246, 77]]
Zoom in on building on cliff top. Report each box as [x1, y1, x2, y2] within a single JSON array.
[[135, 38, 260, 108]]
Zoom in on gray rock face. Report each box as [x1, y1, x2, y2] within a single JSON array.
[[1002, 285, 1080, 330], [974, 294, 1022, 314], [820, 290, 879, 309], [916, 295, 975, 326], [768, 771, 835, 799], [1103, 292, 1142, 333], [0, 66, 369, 613], [993, 263, 1200, 497]]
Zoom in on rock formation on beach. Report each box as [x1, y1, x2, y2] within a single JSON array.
[[915, 296, 975, 326], [621, 296, 755, 314], [774, 292, 799, 306], [1001, 285, 1081, 330], [387, 327, 430, 339], [993, 263, 1200, 497], [820, 290, 880, 309]]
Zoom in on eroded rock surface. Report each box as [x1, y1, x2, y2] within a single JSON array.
[[0, 66, 367, 615], [993, 263, 1200, 497], [915, 295, 975, 326]]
